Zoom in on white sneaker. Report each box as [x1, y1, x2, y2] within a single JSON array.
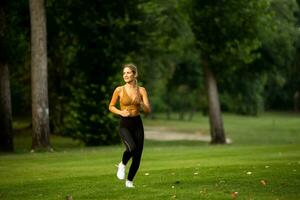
[[125, 180, 135, 188], [116, 162, 126, 180]]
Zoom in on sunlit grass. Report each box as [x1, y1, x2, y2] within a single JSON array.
[[0, 112, 299, 199], [0, 144, 299, 200], [143, 111, 300, 145]]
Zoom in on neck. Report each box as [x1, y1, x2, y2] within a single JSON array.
[[126, 81, 136, 88]]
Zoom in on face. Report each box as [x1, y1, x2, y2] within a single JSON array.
[[123, 67, 135, 83]]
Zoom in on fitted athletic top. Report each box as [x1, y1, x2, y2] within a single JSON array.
[[120, 86, 141, 117]]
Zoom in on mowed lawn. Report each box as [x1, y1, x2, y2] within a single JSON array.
[[0, 112, 300, 200]]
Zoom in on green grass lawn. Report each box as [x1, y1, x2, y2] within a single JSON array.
[[0, 112, 300, 200], [144, 112, 300, 145]]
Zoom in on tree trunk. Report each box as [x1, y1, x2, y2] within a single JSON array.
[[0, 63, 13, 152], [0, 1, 13, 152], [29, 0, 51, 151], [203, 58, 226, 144]]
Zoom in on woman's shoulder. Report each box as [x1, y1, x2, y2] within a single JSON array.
[[114, 86, 123, 93], [138, 86, 147, 93]]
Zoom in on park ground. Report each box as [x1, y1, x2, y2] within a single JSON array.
[[0, 112, 300, 200]]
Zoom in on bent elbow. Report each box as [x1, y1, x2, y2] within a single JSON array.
[[108, 105, 114, 112]]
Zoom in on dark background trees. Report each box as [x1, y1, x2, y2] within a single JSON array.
[[0, 0, 27, 152], [187, 0, 275, 143], [1, 0, 299, 150]]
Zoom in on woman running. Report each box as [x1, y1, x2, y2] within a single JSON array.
[[108, 63, 151, 188]]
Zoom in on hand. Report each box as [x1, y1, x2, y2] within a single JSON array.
[[120, 110, 130, 117]]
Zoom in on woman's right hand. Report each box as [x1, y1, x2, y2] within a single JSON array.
[[120, 110, 130, 117]]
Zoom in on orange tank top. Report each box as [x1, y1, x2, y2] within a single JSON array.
[[120, 86, 141, 117]]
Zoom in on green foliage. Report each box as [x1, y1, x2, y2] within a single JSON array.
[[1, 0, 29, 64], [220, 74, 266, 115], [10, 78, 30, 115], [5, 0, 300, 147], [187, 0, 300, 114], [256, 0, 300, 110], [46, 0, 149, 145], [136, 0, 201, 115], [188, 0, 271, 72], [166, 61, 203, 116], [61, 77, 119, 146], [185, 0, 273, 116], [2, 0, 30, 115]]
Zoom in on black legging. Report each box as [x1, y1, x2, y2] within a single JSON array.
[[119, 115, 144, 181]]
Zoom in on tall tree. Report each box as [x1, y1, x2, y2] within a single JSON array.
[[188, 0, 272, 144], [29, 0, 51, 151], [0, 0, 13, 152]]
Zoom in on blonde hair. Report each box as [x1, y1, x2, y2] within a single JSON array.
[[123, 63, 138, 78]]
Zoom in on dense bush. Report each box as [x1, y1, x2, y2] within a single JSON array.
[[60, 82, 119, 146]]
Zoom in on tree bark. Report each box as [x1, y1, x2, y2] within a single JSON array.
[[0, 1, 13, 152], [203, 57, 226, 144], [0, 63, 13, 152], [29, 0, 51, 151]]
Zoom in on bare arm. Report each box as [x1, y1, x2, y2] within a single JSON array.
[[109, 87, 130, 117], [140, 87, 151, 114]]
